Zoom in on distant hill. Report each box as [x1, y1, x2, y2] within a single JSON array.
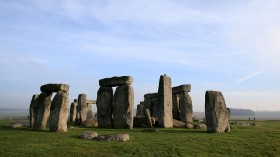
[[229, 108, 255, 116]]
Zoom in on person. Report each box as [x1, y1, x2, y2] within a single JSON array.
[[254, 117, 255, 120], [249, 117, 250, 120]]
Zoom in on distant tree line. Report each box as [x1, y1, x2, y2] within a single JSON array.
[[229, 108, 255, 116]]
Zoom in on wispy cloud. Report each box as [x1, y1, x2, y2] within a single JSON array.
[[236, 70, 264, 83]]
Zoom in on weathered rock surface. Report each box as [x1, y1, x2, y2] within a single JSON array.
[[205, 91, 230, 133], [36, 92, 52, 130], [78, 93, 87, 121], [173, 119, 185, 128], [93, 134, 129, 142], [144, 93, 158, 99], [81, 118, 98, 127], [9, 121, 26, 128], [136, 104, 144, 117], [145, 109, 153, 128], [112, 85, 134, 129], [86, 102, 93, 120], [179, 92, 193, 124], [193, 124, 207, 129], [49, 91, 69, 132], [172, 84, 191, 93], [172, 93, 180, 120], [69, 101, 77, 121], [158, 74, 173, 128], [185, 123, 193, 129], [40, 83, 69, 93], [81, 131, 98, 140], [87, 100, 96, 104], [99, 76, 133, 87], [29, 94, 39, 128], [133, 116, 147, 127], [96, 86, 113, 128]]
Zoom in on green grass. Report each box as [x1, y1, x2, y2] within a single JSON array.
[[0, 120, 279, 157]]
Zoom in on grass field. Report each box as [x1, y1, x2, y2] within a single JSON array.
[[0, 120, 279, 157]]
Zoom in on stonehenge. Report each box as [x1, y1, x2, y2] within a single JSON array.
[[29, 83, 69, 132], [96, 76, 134, 129], [205, 91, 230, 133], [27, 75, 232, 134]]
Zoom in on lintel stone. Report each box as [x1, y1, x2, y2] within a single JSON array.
[[172, 84, 191, 93], [99, 76, 133, 87], [40, 83, 69, 92]]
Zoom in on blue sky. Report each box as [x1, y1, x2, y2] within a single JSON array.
[[0, 0, 280, 111]]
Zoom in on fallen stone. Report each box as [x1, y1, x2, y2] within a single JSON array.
[[193, 124, 207, 129], [158, 74, 173, 128], [205, 91, 230, 133], [81, 119, 98, 127], [99, 76, 133, 87], [93, 134, 129, 142], [145, 109, 153, 128], [172, 84, 191, 94], [40, 83, 69, 92], [173, 119, 185, 128], [81, 131, 98, 140], [9, 121, 25, 128], [185, 123, 193, 129]]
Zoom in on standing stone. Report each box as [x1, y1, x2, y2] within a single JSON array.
[[35, 92, 52, 130], [151, 95, 158, 119], [144, 109, 153, 128], [172, 93, 180, 120], [205, 91, 230, 133], [29, 94, 39, 128], [96, 86, 113, 128], [86, 100, 95, 120], [69, 99, 77, 122], [136, 104, 144, 117], [179, 92, 193, 124], [78, 94, 87, 121], [158, 74, 173, 128], [49, 91, 69, 132], [112, 85, 134, 129]]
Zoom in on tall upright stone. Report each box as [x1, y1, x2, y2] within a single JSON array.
[[29, 94, 39, 128], [136, 103, 144, 117], [179, 92, 193, 124], [205, 91, 230, 133], [36, 92, 52, 130], [158, 74, 173, 128], [69, 99, 77, 122], [78, 93, 87, 121], [96, 86, 113, 128], [172, 93, 180, 120], [49, 91, 69, 132], [86, 100, 95, 120], [144, 93, 158, 118], [113, 85, 134, 129]]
